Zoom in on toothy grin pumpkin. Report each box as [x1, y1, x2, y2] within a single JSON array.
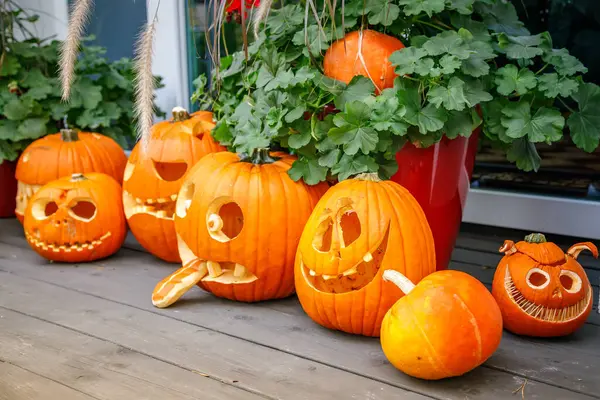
[[122, 107, 225, 262], [294, 173, 437, 336], [151, 150, 328, 307], [492, 233, 597, 337], [23, 173, 126, 263]]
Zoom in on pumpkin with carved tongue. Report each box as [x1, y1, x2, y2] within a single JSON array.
[[151, 149, 328, 307]]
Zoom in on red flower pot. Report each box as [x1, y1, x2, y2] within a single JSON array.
[[391, 131, 479, 270], [0, 160, 17, 218]]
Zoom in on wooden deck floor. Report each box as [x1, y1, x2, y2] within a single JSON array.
[[1, 217, 599, 400]]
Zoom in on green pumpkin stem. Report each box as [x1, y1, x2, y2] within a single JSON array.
[[239, 148, 280, 164], [524, 233, 547, 244], [172, 106, 191, 122], [60, 128, 79, 142]]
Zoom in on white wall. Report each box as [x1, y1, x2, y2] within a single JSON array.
[[147, 0, 190, 116], [13, 0, 69, 41]]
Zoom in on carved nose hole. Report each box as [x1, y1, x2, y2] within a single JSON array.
[[153, 161, 188, 182], [552, 287, 562, 299]]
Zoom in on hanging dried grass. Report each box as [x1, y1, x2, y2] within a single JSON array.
[[59, 0, 94, 101], [133, 6, 160, 153]]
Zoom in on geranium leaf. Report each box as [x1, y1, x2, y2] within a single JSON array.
[[398, 0, 445, 17], [497, 34, 543, 60], [495, 65, 537, 95], [427, 77, 469, 111], [423, 31, 472, 59], [537, 73, 579, 98], [507, 138, 541, 172], [331, 153, 378, 180], [390, 47, 428, 75], [542, 48, 587, 76], [501, 102, 564, 142], [568, 83, 600, 152], [288, 156, 328, 184], [334, 76, 376, 110]]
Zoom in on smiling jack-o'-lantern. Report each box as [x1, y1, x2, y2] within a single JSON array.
[[15, 129, 127, 223], [23, 172, 126, 263], [492, 233, 597, 337], [151, 149, 328, 307], [294, 173, 437, 336], [122, 107, 225, 262]]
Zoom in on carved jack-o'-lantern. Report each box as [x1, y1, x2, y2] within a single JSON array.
[[122, 107, 226, 262], [15, 129, 127, 223], [294, 174, 437, 337], [492, 233, 597, 337], [23, 172, 127, 263], [151, 150, 329, 307]]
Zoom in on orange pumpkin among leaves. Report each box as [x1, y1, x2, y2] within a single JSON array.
[[323, 30, 405, 93]]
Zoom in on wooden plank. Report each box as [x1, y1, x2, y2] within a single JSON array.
[[453, 247, 600, 283], [0, 362, 95, 400], [455, 225, 600, 271], [0, 238, 595, 399], [0, 308, 264, 400], [0, 271, 430, 400]]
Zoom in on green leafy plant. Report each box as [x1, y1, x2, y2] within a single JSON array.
[[193, 0, 600, 184], [0, 6, 165, 163]]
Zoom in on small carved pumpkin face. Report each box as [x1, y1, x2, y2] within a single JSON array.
[[151, 150, 328, 307], [122, 108, 225, 262], [23, 173, 126, 263], [294, 175, 437, 336], [492, 233, 597, 337]]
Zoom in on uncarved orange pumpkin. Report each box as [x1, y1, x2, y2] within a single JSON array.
[[151, 149, 328, 307], [323, 30, 405, 93], [492, 233, 596, 337], [122, 107, 225, 263], [23, 172, 126, 263], [294, 173, 436, 336], [15, 129, 127, 222], [380, 269, 503, 380]]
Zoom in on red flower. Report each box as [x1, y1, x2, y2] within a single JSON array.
[[226, 0, 260, 13]]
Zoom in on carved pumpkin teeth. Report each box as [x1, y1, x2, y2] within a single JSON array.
[[207, 260, 223, 277], [156, 210, 167, 218], [234, 263, 246, 277], [157, 198, 167, 203], [363, 252, 373, 263], [322, 274, 336, 280], [504, 267, 590, 323], [309, 269, 317, 276], [136, 197, 143, 204], [343, 266, 358, 276], [147, 198, 154, 204], [171, 194, 178, 201]]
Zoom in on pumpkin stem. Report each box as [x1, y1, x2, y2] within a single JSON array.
[[524, 233, 547, 243], [567, 242, 599, 260], [354, 173, 381, 182], [60, 128, 79, 142], [70, 173, 87, 182], [239, 148, 280, 164], [382, 270, 415, 295], [172, 106, 191, 122], [499, 240, 517, 255]]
